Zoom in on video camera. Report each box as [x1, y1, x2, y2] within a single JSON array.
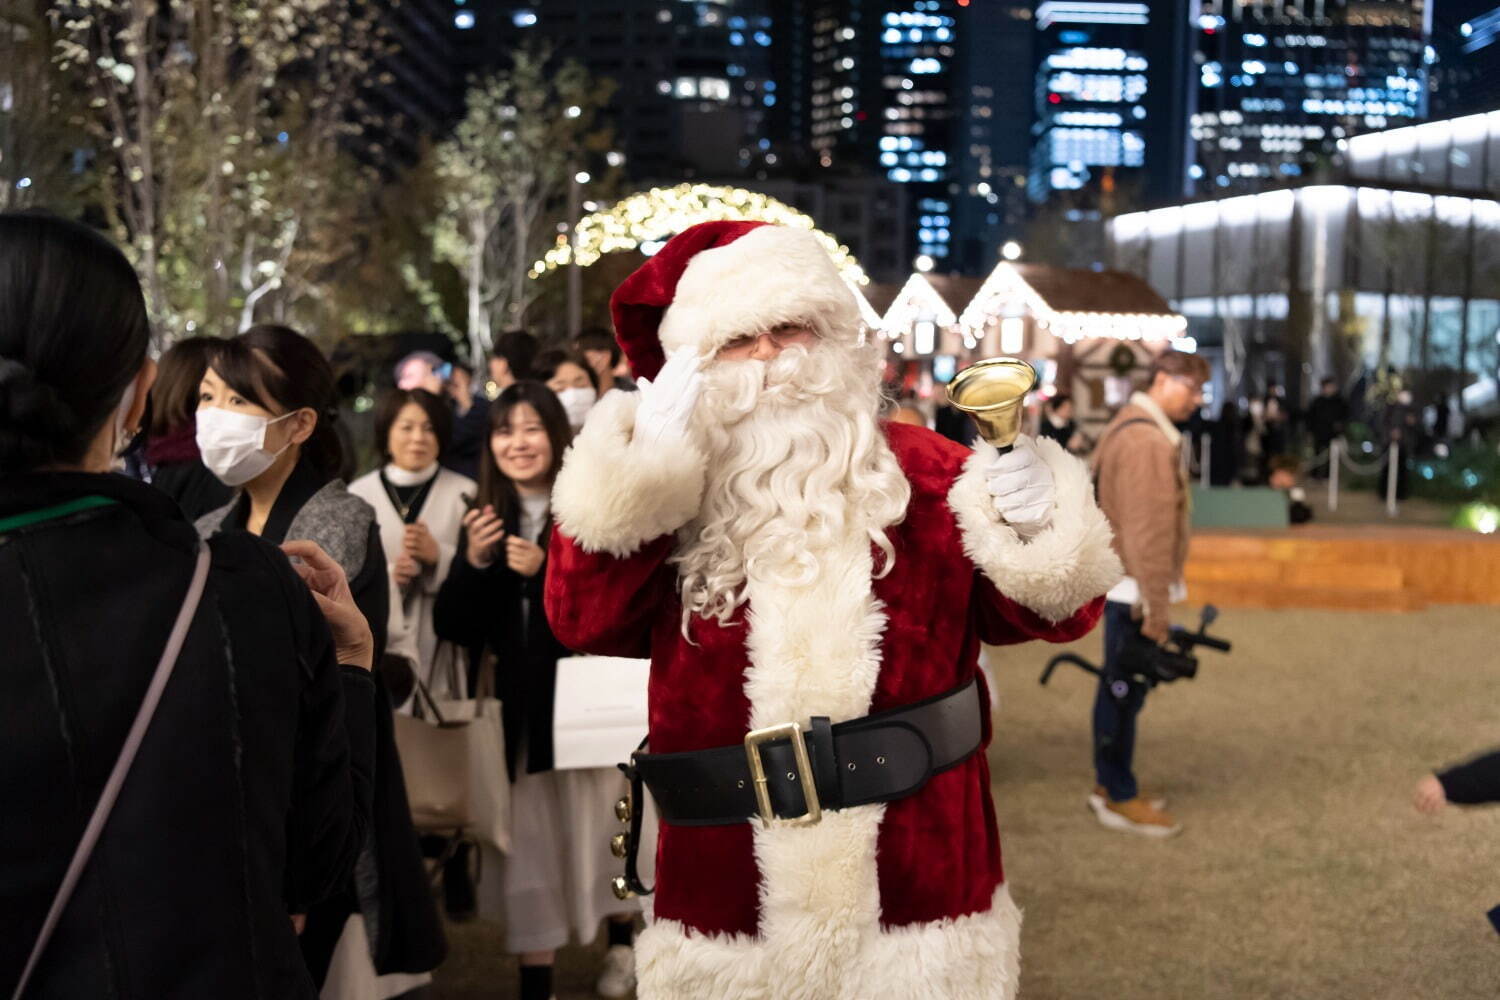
[[1040, 605, 1233, 694]]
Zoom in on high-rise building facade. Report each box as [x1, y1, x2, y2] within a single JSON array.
[[1190, 0, 1431, 195], [481, 2, 779, 181], [1428, 1, 1500, 120], [1027, 0, 1197, 207], [786, 1, 1030, 273]]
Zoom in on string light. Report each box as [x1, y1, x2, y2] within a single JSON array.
[[531, 183, 869, 285], [955, 262, 1185, 345]]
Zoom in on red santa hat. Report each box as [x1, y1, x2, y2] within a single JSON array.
[[609, 220, 863, 381]]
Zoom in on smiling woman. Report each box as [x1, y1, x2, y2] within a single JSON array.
[[432, 380, 641, 999]]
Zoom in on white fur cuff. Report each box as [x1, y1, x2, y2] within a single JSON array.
[[948, 437, 1123, 623], [551, 389, 706, 557]]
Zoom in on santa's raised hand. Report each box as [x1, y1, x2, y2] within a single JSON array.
[[985, 434, 1056, 535], [633, 346, 704, 450]]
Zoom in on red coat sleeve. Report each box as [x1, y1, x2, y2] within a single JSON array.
[[973, 577, 1106, 647], [544, 527, 676, 659]]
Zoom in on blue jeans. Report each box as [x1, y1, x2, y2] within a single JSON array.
[[1093, 601, 1149, 802]]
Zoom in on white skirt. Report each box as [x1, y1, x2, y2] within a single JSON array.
[[475, 758, 647, 954]]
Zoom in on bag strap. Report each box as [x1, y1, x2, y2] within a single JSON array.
[[11, 542, 212, 1000]]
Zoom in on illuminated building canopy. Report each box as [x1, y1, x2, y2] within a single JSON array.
[[530, 183, 868, 285], [873, 262, 1185, 346]]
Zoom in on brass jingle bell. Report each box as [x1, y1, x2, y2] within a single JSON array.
[[611, 876, 636, 901], [614, 796, 632, 823], [610, 832, 630, 859]]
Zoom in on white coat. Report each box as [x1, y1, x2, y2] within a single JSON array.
[[349, 465, 476, 699]]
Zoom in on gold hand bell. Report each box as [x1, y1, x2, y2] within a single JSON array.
[[946, 356, 1038, 454]]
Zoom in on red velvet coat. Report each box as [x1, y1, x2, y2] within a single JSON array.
[[546, 393, 1121, 1000]]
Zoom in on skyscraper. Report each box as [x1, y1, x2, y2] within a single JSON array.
[[1428, 0, 1500, 119], [482, 2, 779, 180], [1190, 0, 1430, 195], [786, 1, 1031, 272], [1027, 0, 1196, 207]]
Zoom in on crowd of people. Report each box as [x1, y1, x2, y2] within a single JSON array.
[[1, 212, 650, 1000]]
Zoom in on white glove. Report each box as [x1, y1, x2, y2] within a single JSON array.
[[985, 435, 1056, 535], [633, 346, 704, 450]]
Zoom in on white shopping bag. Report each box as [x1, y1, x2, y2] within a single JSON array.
[[551, 656, 650, 770]]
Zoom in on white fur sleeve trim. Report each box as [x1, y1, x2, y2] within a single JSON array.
[[551, 388, 706, 557], [948, 436, 1123, 623]]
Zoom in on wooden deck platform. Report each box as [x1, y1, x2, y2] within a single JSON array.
[[1184, 525, 1500, 612]]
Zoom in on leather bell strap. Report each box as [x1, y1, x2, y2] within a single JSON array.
[[632, 677, 984, 828]]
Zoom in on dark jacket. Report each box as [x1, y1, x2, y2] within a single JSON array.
[[444, 397, 490, 483], [195, 457, 443, 982], [143, 422, 235, 522], [1437, 749, 1500, 805], [1306, 394, 1349, 444], [433, 509, 569, 780], [0, 472, 375, 1000]]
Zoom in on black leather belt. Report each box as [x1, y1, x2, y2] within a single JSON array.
[[610, 678, 985, 898]]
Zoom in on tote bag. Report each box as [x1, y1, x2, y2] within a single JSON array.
[[394, 648, 510, 853]]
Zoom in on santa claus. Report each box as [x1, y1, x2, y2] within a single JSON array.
[[544, 220, 1122, 1000]]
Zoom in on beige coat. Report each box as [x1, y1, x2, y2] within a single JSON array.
[[1092, 392, 1190, 632]]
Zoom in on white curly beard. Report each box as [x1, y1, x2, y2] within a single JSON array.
[[673, 339, 911, 626]]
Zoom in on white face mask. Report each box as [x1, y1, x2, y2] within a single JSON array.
[[556, 386, 598, 429], [196, 407, 296, 487]]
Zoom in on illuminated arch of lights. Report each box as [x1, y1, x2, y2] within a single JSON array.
[[530, 183, 869, 285]]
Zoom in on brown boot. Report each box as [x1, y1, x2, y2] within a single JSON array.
[[1091, 785, 1167, 811], [1089, 794, 1182, 838]]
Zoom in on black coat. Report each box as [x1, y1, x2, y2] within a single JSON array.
[[197, 458, 443, 982], [0, 472, 375, 1000], [433, 512, 570, 780], [150, 458, 235, 522]]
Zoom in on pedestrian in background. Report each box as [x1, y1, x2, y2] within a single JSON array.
[[141, 335, 234, 519], [433, 381, 639, 1000], [488, 328, 539, 395], [1306, 377, 1348, 479], [395, 350, 489, 483], [349, 387, 475, 701], [1088, 349, 1209, 837], [576, 325, 636, 392], [1038, 393, 1087, 454], [0, 211, 376, 1000], [534, 347, 601, 432]]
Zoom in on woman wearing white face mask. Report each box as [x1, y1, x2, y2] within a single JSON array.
[[535, 348, 600, 432], [348, 388, 476, 704], [195, 325, 445, 995]]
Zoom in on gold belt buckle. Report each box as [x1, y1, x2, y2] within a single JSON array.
[[743, 722, 822, 826]]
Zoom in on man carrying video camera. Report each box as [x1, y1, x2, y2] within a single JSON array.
[[1089, 350, 1209, 837]]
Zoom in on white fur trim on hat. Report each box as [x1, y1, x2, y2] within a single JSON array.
[[657, 226, 862, 358], [947, 436, 1123, 623], [551, 389, 706, 556]]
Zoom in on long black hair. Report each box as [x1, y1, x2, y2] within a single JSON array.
[[476, 381, 572, 523], [206, 324, 345, 479], [0, 212, 152, 474]]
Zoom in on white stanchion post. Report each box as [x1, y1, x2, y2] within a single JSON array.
[[1200, 434, 1211, 489], [1386, 441, 1400, 518], [1329, 439, 1340, 512]]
